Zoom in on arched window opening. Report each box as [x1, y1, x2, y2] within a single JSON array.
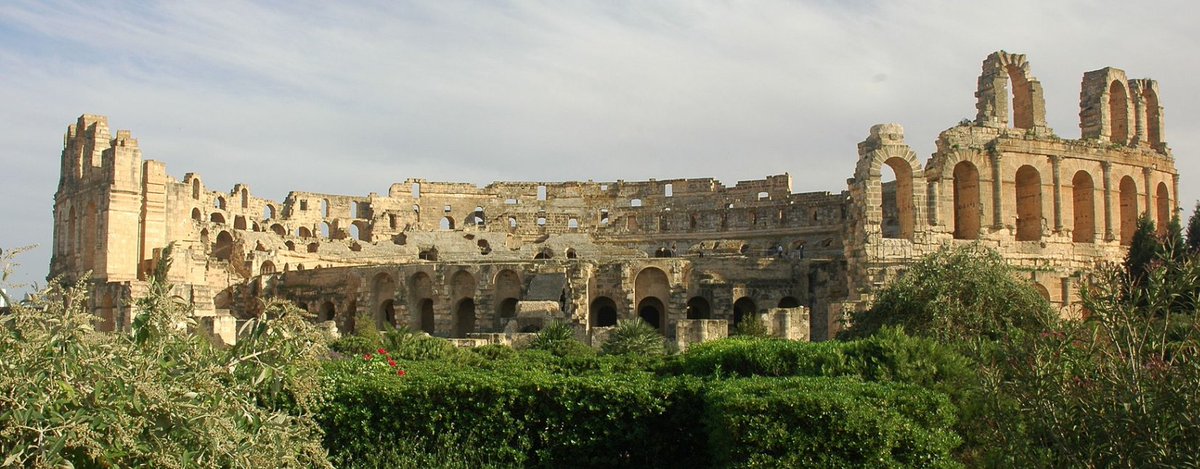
[[389, 214, 398, 229], [1109, 81, 1129, 144], [307, 243, 319, 253], [534, 248, 553, 260], [320, 301, 336, 322], [537, 185, 547, 201], [210, 213, 225, 224], [1033, 284, 1051, 302], [600, 210, 610, 227], [440, 216, 454, 230], [350, 201, 359, 218], [271, 224, 286, 236], [298, 226, 312, 238], [1145, 88, 1162, 145], [260, 261, 276, 275], [478, 239, 492, 255], [234, 216, 247, 230], [637, 297, 664, 330], [1119, 176, 1138, 245], [215, 197, 226, 210], [497, 298, 518, 320], [1015, 165, 1043, 241], [191, 208, 202, 222], [379, 299, 396, 328], [952, 161, 981, 239], [214, 231, 233, 261], [1156, 182, 1171, 238], [778, 296, 801, 308], [1005, 64, 1034, 129], [880, 157, 914, 240], [350, 224, 362, 241], [665, 183, 673, 197], [320, 222, 331, 238], [733, 297, 757, 329], [568, 218, 579, 231], [453, 299, 476, 337], [321, 199, 330, 218], [565, 248, 577, 259], [419, 247, 439, 261], [1072, 171, 1096, 243], [590, 297, 618, 327], [191, 179, 201, 199], [536, 216, 547, 227], [264, 204, 275, 220], [686, 297, 711, 320], [285, 241, 295, 251], [240, 188, 249, 209], [508, 217, 518, 231], [419, 299, 435, 334]]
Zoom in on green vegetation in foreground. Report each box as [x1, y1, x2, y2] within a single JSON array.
[[4, 209, 1200, 467]]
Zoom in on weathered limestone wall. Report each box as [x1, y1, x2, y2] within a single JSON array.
[[49, 51, 1178, 345]]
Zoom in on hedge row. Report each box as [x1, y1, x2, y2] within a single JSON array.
[[319, 339, 963, 468]]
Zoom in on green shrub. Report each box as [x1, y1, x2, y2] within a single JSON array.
[[842, 244, 1055, 343], [733, 315, 771, 338], [471, 343, 518, 360], [601, 319, 666, 356], [526, 321, 595, 358], [704, 377, 962, 468], [329, 334, 375, 356]]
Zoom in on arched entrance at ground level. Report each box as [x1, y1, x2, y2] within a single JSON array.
[[497, 297, 518, 320], [590, 297, 617, 327], [1015, 165, 1043, 241], [1156, 182, 1171, 238], [686, 297, 711, 320], [778, 296, 801, 308], [214, 231, 233, 261], [1119, 176, 1138, 246], [418, 298, 435, 334], [1072, 171, 1096, 243], [638, 297, 665, 330], [320, 301, 335, 322], [1033, 284, 1051, 303], [379, 299, 395, 328], [952, 161, 981, 240], [453, 299, 475, 337], [733, 297, 757, 327]]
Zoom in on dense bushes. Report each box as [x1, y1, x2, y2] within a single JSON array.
[[705, 377, 961, 468]]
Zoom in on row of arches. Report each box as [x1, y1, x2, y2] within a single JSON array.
[[588, 294, 801, 330]]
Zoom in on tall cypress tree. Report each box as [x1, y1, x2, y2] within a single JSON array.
[[1163, 215, 1186, 261], [1125, 213, 1160, 283], [1187, 202, 1200, 253]]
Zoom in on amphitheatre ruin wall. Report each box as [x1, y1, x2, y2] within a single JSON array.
[[49, 51, 1178, 346]]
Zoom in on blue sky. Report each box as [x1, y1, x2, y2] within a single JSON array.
[[2, 0, 1198, 296]]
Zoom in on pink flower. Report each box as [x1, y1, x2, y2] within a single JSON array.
[[377, 348, 387, 355], [363, 353, 373, 361], [388, 359, 397, 367]]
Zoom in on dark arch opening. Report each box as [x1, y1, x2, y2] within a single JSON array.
[[453, 299, 476, 337], [637, 297, 664, 330], [379, 299, 395, 328], [733, 297, 757, 328], [1072, 171, 1096, 243], [1109, 81, 1129, 144], [880, 157, 914, 240], [952, 161, 980, 239], [590, 297, 618, 327], [686, 297, 711, 320], [419, 298, 435, 334], [214, 231, 233, 261], [1015, 165, 1043, 241], [1119, 176, 1138, 245], [497, 297, 518, 320], [778, 296, 801, 308], [320, 301, 335, 322]]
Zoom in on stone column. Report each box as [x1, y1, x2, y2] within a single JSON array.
[[1102, 161, 1114, 241], [1051, 155, 1063, 232], [990, 151, 1003, 228], [1143, 166, 1154, 218]]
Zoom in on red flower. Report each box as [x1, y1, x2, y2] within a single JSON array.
[[397, 369, 406, 377], [377, 348, 387, 355], [388, 359, 397, 367], [363, 353, 373, 361]]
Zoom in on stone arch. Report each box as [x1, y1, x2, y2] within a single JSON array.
[[191, 178, 201, 199], [974, 51, 1046, 130], [209, 212, 225, 224], [417, 298, 435, 334], [1015, 165, 1043, 241], [351, 220, 369, 241], [321, 198, 330, 218], [494, 269, 521, 320], [637, 297, 665, 330], [440, 216, 455, 230], [191, 208, 202, 222], [306, 242, 319, 253], [1119, 176, 1138, 245], [566, 248, 577, 259], [534, 248, 554, 260], [1072, 171, 1096, 243], [297, 226, 312, 239], [320, 221, 331, 239], [1156, 182, 1171, 237], [260, 261, 276, 275], [285, 241, 295, 251], [380, 299, 396, 328], [1109, 80, 1130, 144], [408, 271, 435, 331], [1033, 283, 1051, 302], [686, 296, 711, 320], [450, 270, 477, 301], [733, 297, 757, 328], [453, 298, 476, 337], [590, 296, 618, 327], [214, 231, 233, 261], [952, 161, 981, 239], [371, 272, 396, 326], [240, 188, 249, 209], [633, 266, 672, 326], [264, 204, 276, 220], [1144, 86, 1162, 145], [778, 296, 801, 308], [234, 215, 247, 230], [319, 301, 335, 322], [880, 157, 914, 239], [216, 196, 226, 210], [270, 224, 285, 236]]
